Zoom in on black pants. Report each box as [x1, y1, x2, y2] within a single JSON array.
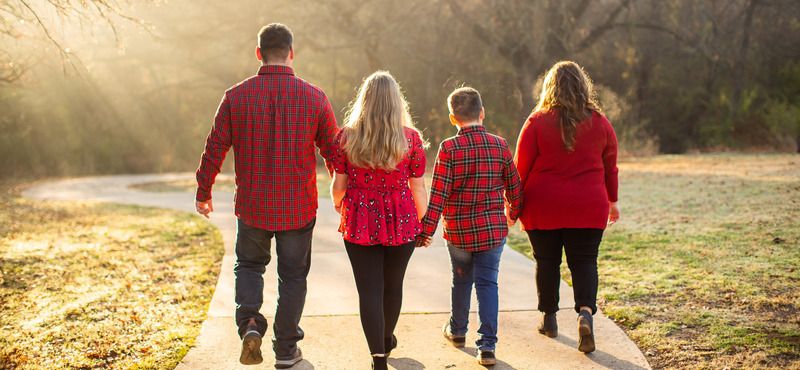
[[234, 218, 315, 359], [344, 240, 415, 355], [527, 228, 603, 315]]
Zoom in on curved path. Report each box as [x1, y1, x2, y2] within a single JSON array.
[[24, 174, 650, 370]]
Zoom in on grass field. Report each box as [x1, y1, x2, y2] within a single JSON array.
[[507, 154, 800, 369], [0, 182, 224, 369]]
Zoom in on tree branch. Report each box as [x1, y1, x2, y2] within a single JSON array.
[[575, 0, 632, 51]]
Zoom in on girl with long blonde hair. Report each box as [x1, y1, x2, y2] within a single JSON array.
[[330, 71, 428, 370], [514, 61, 620, 353]]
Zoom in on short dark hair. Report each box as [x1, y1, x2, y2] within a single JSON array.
[[258, 23, 293, 62], [448, 87, 483, 122]]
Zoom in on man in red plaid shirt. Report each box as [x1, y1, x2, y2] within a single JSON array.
[[194, 24, 338, 367], [417, 87, 521, 366]]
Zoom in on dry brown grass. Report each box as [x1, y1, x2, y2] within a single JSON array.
[[0, 182, 224, 369]]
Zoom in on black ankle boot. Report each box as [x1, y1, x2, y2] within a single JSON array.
[[577, 310, 595, 353], [385, 334, 397, 356], [538, 312, 558, 337], [371, 355, 388, 370]]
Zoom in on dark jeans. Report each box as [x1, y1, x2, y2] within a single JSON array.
[[234, 217, 315, 359], [344, 240, 415, 355], [448, 240, 504, 351], [527, 228, 604, 315]]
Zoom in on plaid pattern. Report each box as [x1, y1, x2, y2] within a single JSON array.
[[420, 125, 522, 252], [196, 65, 339, 231]]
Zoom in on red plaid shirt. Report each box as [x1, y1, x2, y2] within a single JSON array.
[[420, 125, 522, 251], [196, 65, 339, 231]]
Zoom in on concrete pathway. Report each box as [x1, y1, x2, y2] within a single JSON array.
[[24, 174, 650, 370]]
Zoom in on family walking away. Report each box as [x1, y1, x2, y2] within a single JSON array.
[[194, 23, 619, 369]]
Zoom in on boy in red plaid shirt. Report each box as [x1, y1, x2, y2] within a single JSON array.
[[417, 87, 521, 366]]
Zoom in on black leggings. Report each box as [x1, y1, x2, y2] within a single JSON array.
[[344, 240, 415, 355], [527, 228, 604, 315]]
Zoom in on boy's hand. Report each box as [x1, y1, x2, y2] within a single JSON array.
[[505, 207, 516, 227], [415, 235, 432, 248], [195, 199, 213, 219]]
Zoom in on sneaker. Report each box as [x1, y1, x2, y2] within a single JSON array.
[[239, 325, 263, 365], [477, 350, 496, 366], [385, 334, 397, 357], [538, 312, 558, 338], [577, 311, 595, 353], [274, 347, 303, 369], [442, 323, 466, 348]]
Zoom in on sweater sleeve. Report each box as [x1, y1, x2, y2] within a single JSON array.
[[602, 118, 619, 203], [503, 142, 522, 220], [513, 115, 538, 191]]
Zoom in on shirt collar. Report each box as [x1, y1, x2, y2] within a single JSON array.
[[457, 124, 486, 135], [257, 64, 295, 76]]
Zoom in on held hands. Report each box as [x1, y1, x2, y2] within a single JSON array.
[[505, 207, 517, 228], [608, 202, 620, 226], [415, 235, 432, 248], [195, 199, 214, 219]]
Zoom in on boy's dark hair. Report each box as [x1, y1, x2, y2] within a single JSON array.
[[258, 23, 293, 62], [448, 87, 483, 122]]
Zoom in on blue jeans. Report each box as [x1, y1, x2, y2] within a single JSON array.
[[234, 218, 315, 359], [447, 239, 504, 351]]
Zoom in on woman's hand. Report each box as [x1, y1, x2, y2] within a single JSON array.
[[334, 202, 342, 214], [608, 202, 620, 225]]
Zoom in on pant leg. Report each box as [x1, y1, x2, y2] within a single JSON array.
[[563, 228, 603, 314], [381, 241, 415, 342], [473, 241, 504, 351], [271, 218, 315, 358], [527, 230, 564, 314], [234, 218, 273, 338], [345, 241, 386, 354], [447, 242, 474, 336]]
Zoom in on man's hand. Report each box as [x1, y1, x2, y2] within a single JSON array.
[[196, 199, 214, 219], [415, 235, 432, 248], [608, 201, 620, 226]]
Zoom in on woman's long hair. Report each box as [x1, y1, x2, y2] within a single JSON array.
[[342, 71, 422, 170], [533, 61, 601, 151]]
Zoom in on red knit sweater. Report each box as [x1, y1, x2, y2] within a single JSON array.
[[513, 110, 619, 230]]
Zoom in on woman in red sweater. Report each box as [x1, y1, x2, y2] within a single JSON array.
[[513, 61, 620, 353]]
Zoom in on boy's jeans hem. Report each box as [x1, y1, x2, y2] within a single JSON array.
[[447, 238, 505, 351]]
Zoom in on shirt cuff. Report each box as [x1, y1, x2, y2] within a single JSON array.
[[196, 188, 211, 202]]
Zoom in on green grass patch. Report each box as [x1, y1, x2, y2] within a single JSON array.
[[0, 182, 224, 369], [507, 154, 800, 369]]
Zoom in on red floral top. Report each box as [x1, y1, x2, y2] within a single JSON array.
[[333, 127, 426, 246]]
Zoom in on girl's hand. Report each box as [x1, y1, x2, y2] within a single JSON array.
[[334, 202, 343, 214], [415, 235, 431, 248], [608, 202, 620, 225]]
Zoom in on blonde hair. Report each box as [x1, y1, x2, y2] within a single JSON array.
[[534, 61, 601, 151], [342, 71, 422, 170]]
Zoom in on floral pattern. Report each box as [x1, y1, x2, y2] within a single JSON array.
[[333, 127, 426, 246]]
